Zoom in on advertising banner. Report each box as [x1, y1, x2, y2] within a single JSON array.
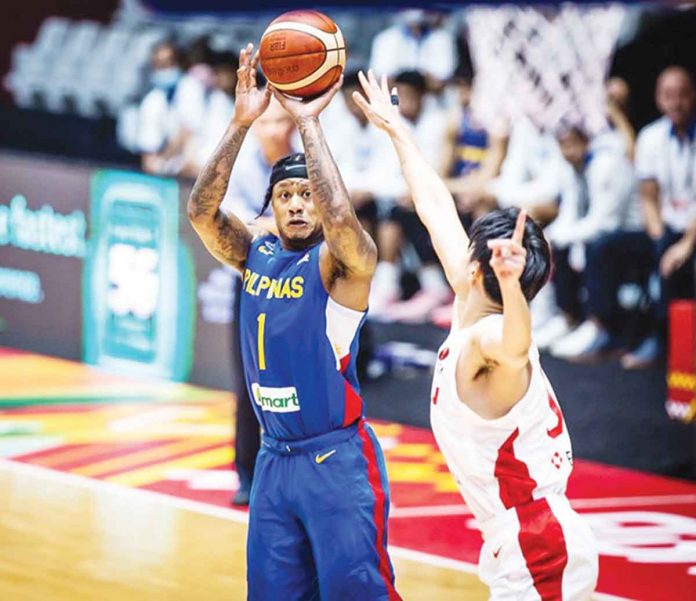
[[0, 153, 88, 360], [0, 153, 235, 390]]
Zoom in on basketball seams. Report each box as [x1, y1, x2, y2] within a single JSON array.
[[263, 21, 339, 51], [260, 11, 345, 97], [269, 49, 342, 90]]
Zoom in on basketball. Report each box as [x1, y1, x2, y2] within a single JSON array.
[[259, 10, 346, 98]]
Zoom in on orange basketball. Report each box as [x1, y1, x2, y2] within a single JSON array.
[[259, 10, 346, 98]]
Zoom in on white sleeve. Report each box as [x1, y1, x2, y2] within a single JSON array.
[[634, 126, 658, 181], [176, 76, 206, 133], [570, 154, 632, 243], [369, 30, 399, 76], [137, 92, 166, 153], [423, 30, 457, 81]]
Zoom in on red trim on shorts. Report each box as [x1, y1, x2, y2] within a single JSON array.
[[516, 498, 569, 601], [494, 428, 568, 601], [357, 422, 401, 601]]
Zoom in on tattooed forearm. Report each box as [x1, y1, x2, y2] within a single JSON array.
[[187, 123, 253, 269], [188, 124, 249, 219], [296, 117, 376, 273]]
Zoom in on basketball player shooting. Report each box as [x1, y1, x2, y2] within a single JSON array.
[[187, 47, 400, 600], [354, 70, 599, 600]]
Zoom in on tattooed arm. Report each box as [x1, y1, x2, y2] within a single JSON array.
[[187, 43, 271, 271], [272, 84, 377, 310]]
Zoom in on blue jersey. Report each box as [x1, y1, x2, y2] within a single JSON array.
[[238, 235, 366, 441], [452, 111, 488, 177]]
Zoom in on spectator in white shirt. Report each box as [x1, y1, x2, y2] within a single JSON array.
[[621, 66, 696, 368], [181, 51, 237, 178], [138, 40, 206, 176], [370, 70, 451, 322], [538, 125, 642, 358], [369, 10, 457, 92], [322, 71, 400, 241]]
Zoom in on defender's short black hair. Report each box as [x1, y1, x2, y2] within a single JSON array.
[[469, 207, 552, 305], [394, 70, 427, 94]]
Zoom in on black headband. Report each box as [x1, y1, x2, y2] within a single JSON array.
[[261, 154, 309, 215]]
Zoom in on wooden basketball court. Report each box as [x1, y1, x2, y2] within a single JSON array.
[[0, 459, 485, 600]]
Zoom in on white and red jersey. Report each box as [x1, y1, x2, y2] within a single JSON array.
[[430, 313, 598, 600]]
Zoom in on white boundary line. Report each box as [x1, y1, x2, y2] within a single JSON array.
[[391, 494, 696, 519], [0, 459, 633, 600]]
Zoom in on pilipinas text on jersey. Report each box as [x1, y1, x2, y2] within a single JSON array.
[[238, 235, 367, 441]]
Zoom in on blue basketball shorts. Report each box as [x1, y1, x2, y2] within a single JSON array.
[[246, 419, 401, 600]]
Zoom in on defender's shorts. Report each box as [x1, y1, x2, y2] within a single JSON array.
[[478, 495, 598, 600], [247, 419, 401, 600]]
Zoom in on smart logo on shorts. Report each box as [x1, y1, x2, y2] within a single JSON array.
[[251, 384, 301, 413]]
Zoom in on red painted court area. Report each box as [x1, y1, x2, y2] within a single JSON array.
[[0, 349, 694, 600]]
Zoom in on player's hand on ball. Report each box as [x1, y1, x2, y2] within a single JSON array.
[[233, 43, 272, 127], [352, 69, 406, 135], [488, 210, 528, 285], [270, 76, 343, 121]]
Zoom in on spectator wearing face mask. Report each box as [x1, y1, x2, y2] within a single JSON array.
[[138, 40, 206, 175], [180, 51, 238, 178]]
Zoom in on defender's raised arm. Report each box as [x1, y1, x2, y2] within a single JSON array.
[[187, 44, 271, 270], [353, 69, 470, 294]]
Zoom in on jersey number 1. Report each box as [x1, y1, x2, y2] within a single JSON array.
[[257, 313, 267, 370]]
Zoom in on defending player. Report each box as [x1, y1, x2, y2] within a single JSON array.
[[187, 46, 400, 600], [354, 70, 598, 599]]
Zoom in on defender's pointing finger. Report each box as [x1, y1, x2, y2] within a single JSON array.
[[513, 209, 527, 245]]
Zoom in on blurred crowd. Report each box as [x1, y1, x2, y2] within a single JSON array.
[[134, 9, 696, 371]]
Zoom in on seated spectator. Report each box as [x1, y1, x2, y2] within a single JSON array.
[[138, 40, 205, 176], [369, 10, 457, 92], [621, 66, 696, 369], [535, 125, 641, 357], [323, 70, 398, 240], [369, 70, 450, 321], [441, 70, 508, 222], [181, 51, 238, 178], [476, 115, 563, 226]]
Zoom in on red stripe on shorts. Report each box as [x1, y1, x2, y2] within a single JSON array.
[[357, 422, 401, 601], [517, 498, 569, 601], [495, 427, 568, 600]]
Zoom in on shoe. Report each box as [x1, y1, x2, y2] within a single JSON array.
[[550, 321, 610, 359], [368, 285, 399, 322], [621, 336, 659, 370], [534, 315, 574, 351], [387, 290, 452, 324]]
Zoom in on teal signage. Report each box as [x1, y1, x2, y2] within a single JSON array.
[[83, 170, 194, 381], [0, 194, 86, 257]]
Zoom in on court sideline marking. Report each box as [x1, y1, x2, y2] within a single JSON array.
[[0, 458, 631, 601]]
